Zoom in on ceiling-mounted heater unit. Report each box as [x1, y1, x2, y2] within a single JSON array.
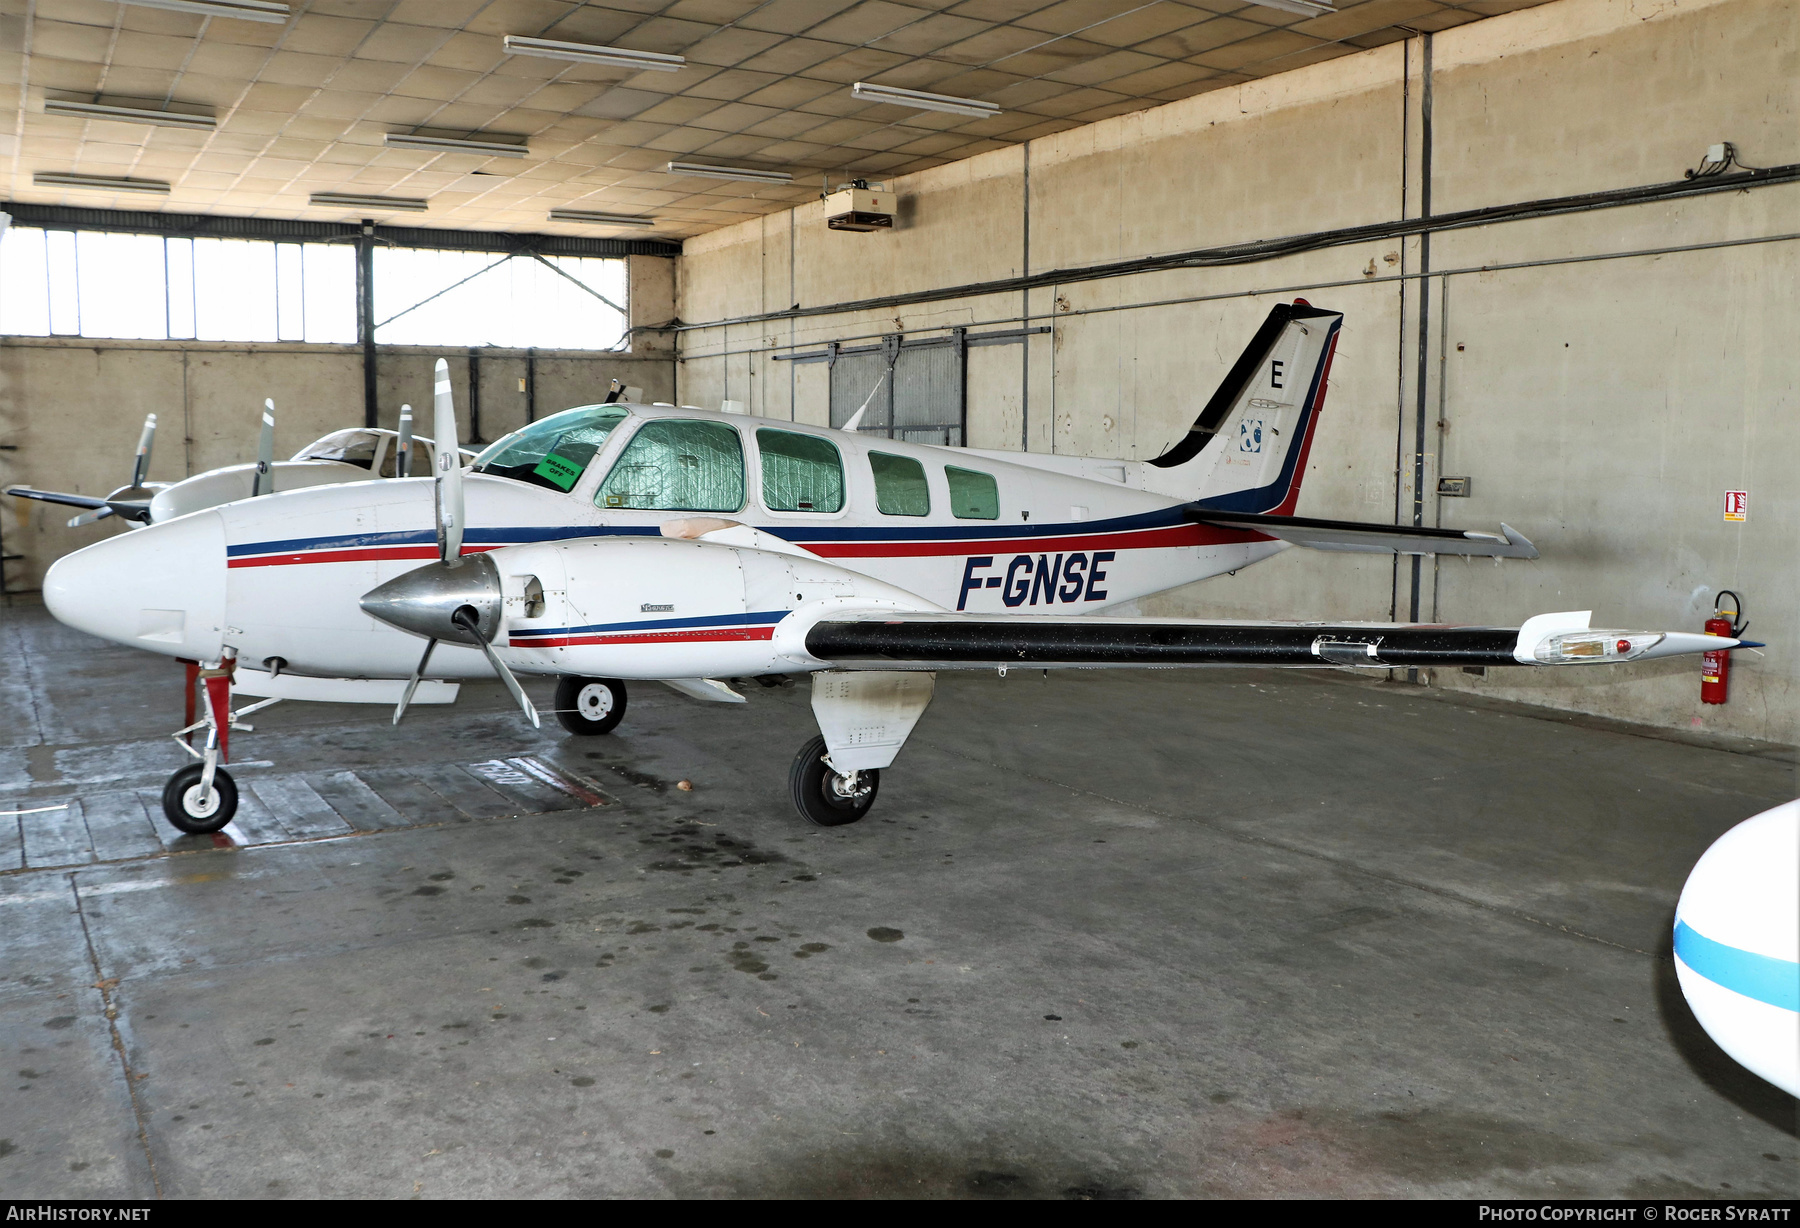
[[825, 179, 894, 232]]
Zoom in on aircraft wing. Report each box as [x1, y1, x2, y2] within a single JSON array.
[[1188, 509, 1539, 558], [802, 610, 1745, 670], [6, 486, 111, 512]]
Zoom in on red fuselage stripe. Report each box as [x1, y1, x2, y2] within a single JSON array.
[[227, 524, 1267, 568], [228, 544, 500, 568], [806, 523, 1254, 558], [510, 627, 777, 649]]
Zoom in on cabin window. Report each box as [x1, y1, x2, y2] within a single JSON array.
[[595, 418, 745, 512], [945, 465, 999, 520], [757, 429, 845, 513], [870, 452, 930, 516], [473, 405, 628, 493]]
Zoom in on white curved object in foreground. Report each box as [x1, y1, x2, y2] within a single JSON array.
[[1674, 800, 1799, 1097]]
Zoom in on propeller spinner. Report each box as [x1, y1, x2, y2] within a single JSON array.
[[364, 359, 538, 729]]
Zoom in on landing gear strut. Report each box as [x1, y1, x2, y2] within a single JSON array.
[[555, 676, 627, 736], [162, 653, 277, 835], [788, 734, 879, 827]]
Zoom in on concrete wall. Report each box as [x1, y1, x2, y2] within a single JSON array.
[[0, 251, 677, 590], [673, 0, 1800, 745]]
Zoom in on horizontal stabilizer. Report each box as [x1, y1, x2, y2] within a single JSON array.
[[1189, 509, 1539, 558], [803, 611, 1743, 671]]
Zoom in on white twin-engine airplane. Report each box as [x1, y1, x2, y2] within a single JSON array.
[[6, 398, 487, 528], [42, 301, 1753, 834]]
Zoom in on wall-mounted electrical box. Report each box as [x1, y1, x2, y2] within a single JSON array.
[[825, 181, 894, 232]]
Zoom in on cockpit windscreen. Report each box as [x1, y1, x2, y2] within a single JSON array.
[[471, 406, 629, 493], [295, 429, 380, 469]]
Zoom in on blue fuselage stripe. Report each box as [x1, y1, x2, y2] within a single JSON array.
[[511, 610, 790, 639], [227, 506, 1198, 558], [1674, 919, 1800, 1011]]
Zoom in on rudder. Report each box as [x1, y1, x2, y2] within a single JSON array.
[[1147, 301, 1342, 515]]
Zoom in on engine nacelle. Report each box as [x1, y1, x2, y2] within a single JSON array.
[[489, 536, 934, 680]]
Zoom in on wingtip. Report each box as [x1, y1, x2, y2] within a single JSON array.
[[1499, 523, 1540, 559]]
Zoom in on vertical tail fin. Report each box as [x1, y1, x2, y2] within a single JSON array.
[[1147, 301, 1342, 515]]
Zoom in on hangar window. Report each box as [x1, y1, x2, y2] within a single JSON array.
[[757, 429, 844, 513], [373, 249, 625, 349], [870, 452, 930, 516], [0, 225, 628, 351], [0, 226, 355, 342], [473, 406, 629, 493], [946, 466, 999, 520], [595, 419, 744, 512]]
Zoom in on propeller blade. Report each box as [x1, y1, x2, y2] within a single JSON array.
[[67, 507, 116, 528], [392, 637, 437, 726], [451, 606, 539, 729], [433, 359, 464, 564], [396, 403, 413, 478], [253, 399, 275, 496], [131, 413, 156, 488]]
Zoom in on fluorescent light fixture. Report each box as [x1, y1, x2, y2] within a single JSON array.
[[501, 35, 684, 71], [310, 191, 428, 212], [35, 172, 171, 194], [1245, 0, 1335, 15], [121, 0, 291, 21], [548, 209, 657, 228], [666, 161, 792, 185], [44, 98, 216, 130], [850, 82, 1000, 119], [385, 132, 528, 158]]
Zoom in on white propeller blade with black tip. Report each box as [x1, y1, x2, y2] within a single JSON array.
[[452, 606, 539, 728], [253, 399, 275, 496], [396, 403, 413, 478], [432, 358, 463, 565], [131, 414, 156, 488]]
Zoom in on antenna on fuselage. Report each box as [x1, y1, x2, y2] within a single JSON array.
[[840, 370, 887, 433]]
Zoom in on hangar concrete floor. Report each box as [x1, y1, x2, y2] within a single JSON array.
[[0, 599, 1794, 1200]]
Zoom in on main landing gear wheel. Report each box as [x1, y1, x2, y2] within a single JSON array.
[[788, 734, 878, 827], [555, 676, 627, 736], [161, 764, 238, 834]]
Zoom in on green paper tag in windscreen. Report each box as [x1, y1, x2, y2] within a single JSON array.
[[532, 452, 584, 491]]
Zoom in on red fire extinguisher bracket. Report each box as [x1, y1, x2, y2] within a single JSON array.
[[1701, 590, 1747, 705]]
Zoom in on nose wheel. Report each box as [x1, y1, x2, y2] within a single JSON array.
[[555, 676, 627, 735], [789, 734, 878, 826], [162, 763, 237, 834], [161, 654, 270, 837]]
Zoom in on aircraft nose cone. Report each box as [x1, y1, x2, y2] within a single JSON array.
[[43, 510, 228, 660], [360, 554, 502, 644]]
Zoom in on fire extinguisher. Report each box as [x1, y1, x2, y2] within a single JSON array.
[[1701, 590, 1746, 705]]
